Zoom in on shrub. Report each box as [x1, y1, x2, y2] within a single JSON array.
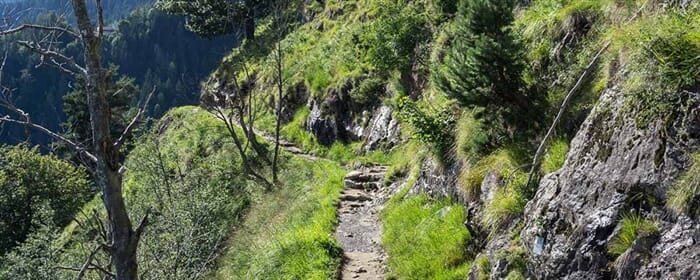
[[542, 139, 570, 174], [608, 213, 658, 256], [481, 181, 527, 233], [361, 1, 430, 73], [475, 254, 490, 280], [0, 145, 90, 255], [458, 148, 521, 201], [667, 153, 700, 217], [396, 96, 455, 160], [349, 77, 385, 106]]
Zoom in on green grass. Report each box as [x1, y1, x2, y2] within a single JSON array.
[[474, 255, 490, 280], [608, 213, 658, 256], [214, 157, 346, 279], [458, 148, 523, 202], [541, 139, 570, 174], [667, 153, 700, 217], [455, 110, 488, 161], [382, 194, 472, 279]]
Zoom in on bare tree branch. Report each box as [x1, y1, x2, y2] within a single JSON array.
[[0, 115, 97, 163], [77, 244, 108, 280], [114, 86, 156, 150], [0, 23, 79, 39], [16, 40, 86, 75]]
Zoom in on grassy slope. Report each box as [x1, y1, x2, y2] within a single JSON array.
[[214, 157, 346, 279]]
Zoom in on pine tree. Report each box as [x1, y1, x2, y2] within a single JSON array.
[[434, 0, 532, 124]]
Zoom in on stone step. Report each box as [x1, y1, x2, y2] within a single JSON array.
[[340, 189, 372, 202], [345, 170, 385, 183], [344, 180, 380, 191]]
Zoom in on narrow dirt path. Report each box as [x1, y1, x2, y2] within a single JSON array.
[[335, 165, 389, 280], [252, 128, 389, 278]]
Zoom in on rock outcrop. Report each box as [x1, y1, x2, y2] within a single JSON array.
[[517, 70, 700, 279]]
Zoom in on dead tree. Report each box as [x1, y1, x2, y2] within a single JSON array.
[[0, 1, 154, 279], [271, 0, 288, 183]]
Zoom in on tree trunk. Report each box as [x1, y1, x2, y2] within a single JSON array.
[[244, 0, 256, 41], [71, 1, 139, 279]]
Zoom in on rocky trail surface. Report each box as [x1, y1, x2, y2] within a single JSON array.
[[335, 165, 389, 280], [255, 129, 391, 279]]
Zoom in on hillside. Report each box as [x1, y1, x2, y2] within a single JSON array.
[[1, 0, 699, 279]]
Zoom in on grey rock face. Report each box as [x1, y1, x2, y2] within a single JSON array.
[[519, 73, 700, 279], [363, 105, 401, 151], [410, 158, 467, 204], [635, 216, 700, 280], [307, 99, 340, 146]]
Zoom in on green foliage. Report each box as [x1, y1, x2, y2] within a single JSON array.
[[215, 157, 346, 279], [474, 255, 490, 280], [455, 110, 488, 160], [667, 153, 700, 217], [155, 0, 269, 38], [612, 13, 700, 127], [61, 66, 138, 154], [458, 148, 521, 201], [541, 139, 570, 174], [0, 211, 60, 280], [434, 0, 534, 138], [481, 172, 528, 233], [349, 77, 386, 106], [0, 145, 90, 255], [608, 213, 658, 256], [382, 194, 471, 279], [396, 96, 455, 159], [361, 1, 430, 73]]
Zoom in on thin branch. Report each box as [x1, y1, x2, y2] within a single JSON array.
[[76, 244, 106, 280], [114, 86, 156, 150], [0, 23, 79, 39], [134, 207, 153, 242], [0, 115, 97, 163], [16, 40, 86, 75]]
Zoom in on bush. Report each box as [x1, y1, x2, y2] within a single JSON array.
[[349, 77, 385, 106], [608, 213, 658, 256], [361, 1, 430, 73], [382, 195, 471, 279], [667, 153, 700, 217], [396, 96, 455, 160], [481, 182, 527, 233], [0, 145, 90, 255], [458, 148, 521, 201]]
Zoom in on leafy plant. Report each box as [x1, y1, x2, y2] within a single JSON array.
[[396, 96, 455, 159]]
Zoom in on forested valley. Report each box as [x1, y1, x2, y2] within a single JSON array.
[[0, 0, 698, 279]]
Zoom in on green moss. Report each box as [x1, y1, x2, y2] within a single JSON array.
[[382, 194, 471, 280], [608, 213, 658, 256]]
